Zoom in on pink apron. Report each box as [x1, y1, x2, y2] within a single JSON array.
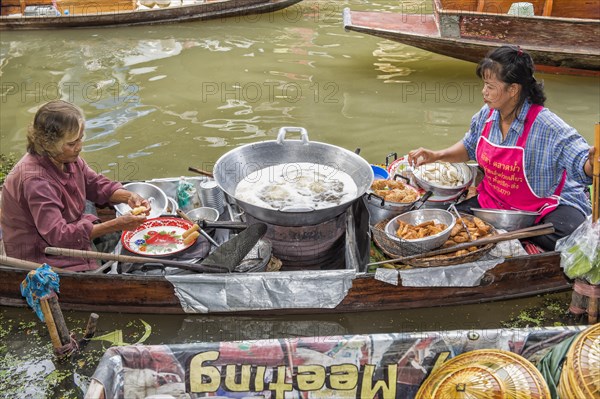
[[475, 104, 566, 223]]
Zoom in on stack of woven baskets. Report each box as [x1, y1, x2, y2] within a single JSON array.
[[415, 349, 551, 399], [558, 323, 600, 398]]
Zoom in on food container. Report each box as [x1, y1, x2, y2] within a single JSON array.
[[186, 207, 220, 223], [365, 177, 424, 224], [412, 162, 473, 197], [371, 165, 390, 180], [114, 182, 168, 219], [471, 208, 539, 231], [213, 127, 373, 227], [384, 209, 455, 254]]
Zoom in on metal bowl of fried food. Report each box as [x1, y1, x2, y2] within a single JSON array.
[[365, 178, 421, 224], [114, 182, 168, 219], [471, 208, 539, 231], [384, 209, 456, 253], [412, 162, 473, 197]]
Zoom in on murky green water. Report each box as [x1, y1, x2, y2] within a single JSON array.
[[1, 0, 598, 396]]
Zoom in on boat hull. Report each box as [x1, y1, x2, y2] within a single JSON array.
[[0, 251, 570, 314], [343, 4, 600, 75], [0, 0, 304, 30]]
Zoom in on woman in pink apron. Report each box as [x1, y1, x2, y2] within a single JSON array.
[[408, 46, 596, 251]]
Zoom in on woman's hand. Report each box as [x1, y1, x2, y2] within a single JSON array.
[[126, 192, 151, 215], [585, 146, 598, 177], [408, 148, 439, 167], [114, 213, 147, 231]]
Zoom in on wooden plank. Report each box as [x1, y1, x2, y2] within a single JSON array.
[[542, 0, 553, 16]]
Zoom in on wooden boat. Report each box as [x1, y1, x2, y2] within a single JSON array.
[[343, 0, 600, 75], [0, 178, 571, 314], [0, 0, 303, 30], [85, 324, 595, 398]]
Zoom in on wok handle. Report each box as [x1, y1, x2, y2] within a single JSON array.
[[277, 127, 309, 145], [385, 152, 398, 167]]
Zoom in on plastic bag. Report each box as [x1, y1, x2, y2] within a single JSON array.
[[176, 177, 198, 212], [556, 215, 600, 284]]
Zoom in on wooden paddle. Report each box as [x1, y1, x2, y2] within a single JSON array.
[[592, 123, 600, 223], [44, 247, 230, 273], [0, 255, 74, 274], [367, 223, 555, 267]]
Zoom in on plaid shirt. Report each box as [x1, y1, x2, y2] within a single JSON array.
[[463, 101, 592, 216]]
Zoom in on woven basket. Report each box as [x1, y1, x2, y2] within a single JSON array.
[[416, 349, 551, 399], [558, 323, 600, 399], [371, 214, 496, 268]]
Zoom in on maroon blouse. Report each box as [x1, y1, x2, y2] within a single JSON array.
[[1, 153, 122, 271]]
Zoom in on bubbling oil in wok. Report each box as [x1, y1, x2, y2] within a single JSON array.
[[235, 162, 358, 210]]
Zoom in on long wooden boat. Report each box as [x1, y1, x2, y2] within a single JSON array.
[[343, 0, 600, 75], [0, 203, 571, 315], [86, 324, 595, 398], [0, 0, 303, 30]]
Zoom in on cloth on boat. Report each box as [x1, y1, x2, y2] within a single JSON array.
[[88, 326, 585, 399], [536, 333, 578, 399], [20, 263, 60, 321], [165, 269, 355, 313], [396, 255, 504, 287], [1, 153, 122, 271]]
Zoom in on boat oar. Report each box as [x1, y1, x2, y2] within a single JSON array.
[[0, 255, 74, 274], [44, 247, 230, 273], [367, 223, 555, 267]]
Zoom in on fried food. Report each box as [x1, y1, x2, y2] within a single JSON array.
[[183, 231, 200, 245], [131, 206, 149, 216], [182, 224, 200, 239], [371, 179, 419, 203], [395, 220, 448, 240], [438, 215, 495, 258]]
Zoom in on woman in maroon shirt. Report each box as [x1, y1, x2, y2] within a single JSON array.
[[1, 100, 150, 271]]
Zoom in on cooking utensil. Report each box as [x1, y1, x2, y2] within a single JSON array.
[[200, 220, 249, 231], [176, 209, 220, 247], [186, 207, 220, 223], [188, 166, 214, 178], [44, 247, 229, 273], [114, 182, 168, 219], [199, 222, 268, 272], [412, 162, 473, 197], [384, 208, 456, 255], [212, 126, 374, 226], [365, 175, 424, 224], [368, 223, 555, 267], [449, 203, 473, 241], [471, 208, 540, 231]]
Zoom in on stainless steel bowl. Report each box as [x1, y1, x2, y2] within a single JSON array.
[[471, 208, 539, 231], [114, 182, 168, 219], [186, 207, 220, 222], [412, 162, 473, 197], [384, 209, 456, 253]]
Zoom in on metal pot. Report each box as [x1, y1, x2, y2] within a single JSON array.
[[213, 127, 374, 226], [365, 176, 423, 224]]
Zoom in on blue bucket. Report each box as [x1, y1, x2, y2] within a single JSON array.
[[371, 165, 389, 180]]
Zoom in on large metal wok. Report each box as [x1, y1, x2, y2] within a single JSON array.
[[213, 127, 374, 226]]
